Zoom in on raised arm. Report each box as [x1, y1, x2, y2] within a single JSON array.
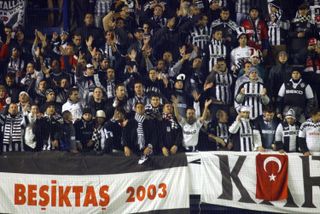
[[200, 99, 212, 123]]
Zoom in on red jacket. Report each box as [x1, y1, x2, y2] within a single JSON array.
[[242, 18, 269, 50]]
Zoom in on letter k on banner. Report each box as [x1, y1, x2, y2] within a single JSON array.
[[256, 154, 288, 201]]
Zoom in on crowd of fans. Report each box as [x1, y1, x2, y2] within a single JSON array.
[[0, 0, 319, 158]]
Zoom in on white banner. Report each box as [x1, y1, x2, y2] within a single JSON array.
[[0, 0, 26, 29], [200, 152, 320, 213], [0, 166, 189, 213]]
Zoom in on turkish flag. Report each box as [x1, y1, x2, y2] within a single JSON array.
[[256, 154, 288, 201]]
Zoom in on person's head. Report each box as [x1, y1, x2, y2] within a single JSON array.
[[291, 69, 302, 80], [220, 7, 230, 20], [134, 82, 144, 96], [62, 110, 73, 123], [153, 4, 164, 16], [38, 80, 47, 92], [19, 91, 30, 104], [198, 15, 208, 27], [278, 51, 288, 64], [248, 67, 259, 80], [215, 58, 227, 72], [298, 3, 309, 17], [72, 33, 82, 46], [216, 109, 228, 123], [105, 30, 115, 41], [86, 64, 95, 76], [113, 107, 126, 122], [59, 78, 69, 89], [190, 4, 200, 16], [106, 68, 115, 80], [150, 94, 160, 108], [4, 26, 12, 37], [238, 34, 247, 47], [45, 89, 56, 102], [116, 18, 125, 28], [65, 43, 74, 55], [95, 110, 106, 125], [134, 28, 144, 41], [93, 87, 103, 101], [284, 109, 296, 125], [249, 7, 259, 20], [46, 103, 56, 116], [175, 73, 185, 90], [148, 69, 157, 81], [243, 61, 252, 74], [115, 84, 126, 99], [310, 108, 320, 123], [84, 13, 94, 26], [135, 102, 145, 115], [212, 29, 223, 41], [82, 108, 92, 121], [100, 57, 110, 70], [5, 73, 14, 86], [8, 103, 18, 116], [142, 22, 151, 34], [11, 47, 20, 58], [186, 107, 196, 124], [68, 87, 79, 103], [263, 106, 275, 122], [119, 5, 130, 19], [163, 51, 173, 63], [30, 104, 39, 115], [0, 85, 6, 98], [26, 62, 35, 74], [210, 0, 221, 10], [156, 59, 166, 71], [51, 59, 61, 72], [16, 29, 25, 42], [60, 31, 69, 41], [163, 102, 173, 114], [192, 57, 202, 69], [239, 106, 251, 119]]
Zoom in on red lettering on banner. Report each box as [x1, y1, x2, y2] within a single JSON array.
[[126, 183, 168, 203], [83, 186, 98, 206], [136, 186, 146, 201], [72, 186, 83, 207], [14, 184, 26, 205], [58, 186, 71, 207], [51, 181, 57, 207], [99, 185, 110, 207], [147, 185, 156, 200], [39, 186, 49, 207], [13, 181, 110, 209], [28, 185, 37, 206], [158, 183, 167, 199]]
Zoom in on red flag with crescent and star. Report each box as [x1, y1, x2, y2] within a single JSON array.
[[256, 154, 288, 201]]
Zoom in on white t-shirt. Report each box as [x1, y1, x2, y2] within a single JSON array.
[[179, 118, 203, 148], [299, 120, 320, 152]]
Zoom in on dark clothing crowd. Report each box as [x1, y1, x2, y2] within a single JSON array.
[[0, 0, 320, 157]]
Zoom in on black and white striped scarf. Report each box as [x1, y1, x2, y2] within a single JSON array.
[[135, 113, 145, 150], [162, 113, 179, 129]]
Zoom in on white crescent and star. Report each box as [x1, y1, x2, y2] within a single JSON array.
[[263, 157, 283, 182]]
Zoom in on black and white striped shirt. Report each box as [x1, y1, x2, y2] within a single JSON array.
[[0, 114, 23, 144], [189, 26, 211, 50], [229, 118, 253, 151], [207, 39, 227, 71], [236, 81, 266, 119], [212, 71, 233, 105]]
